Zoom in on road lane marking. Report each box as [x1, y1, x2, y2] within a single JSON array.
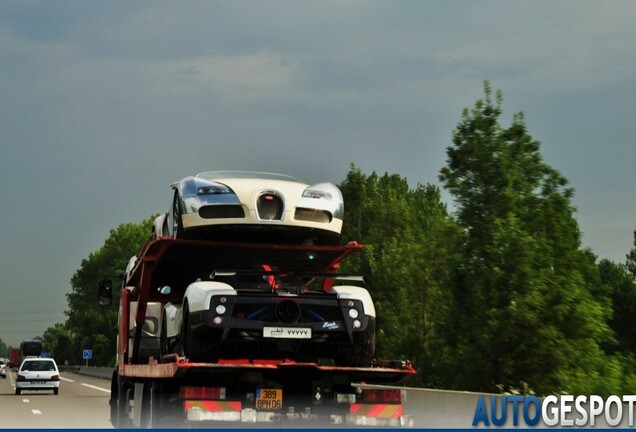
[[32, 409, 42, 415], [60, 377, 75, 382], [81, 383, 110, 393], [22, 399, 30, 403]]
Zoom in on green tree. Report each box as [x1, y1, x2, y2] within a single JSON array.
[[41, 323, 75, 366], [65, 217, 154, 365], [438, 82, 615, 395], [0, 338, 8, 358], [597, 258, 636, 392], [626, 231, 636, 278], [339, 165, 462, 387]]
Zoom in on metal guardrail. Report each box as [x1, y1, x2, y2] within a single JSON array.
[[69, 366, 631, 428], [69, 365, 114, 380]]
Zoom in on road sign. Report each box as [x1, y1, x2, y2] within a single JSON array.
[[83, 349, 93, 360]]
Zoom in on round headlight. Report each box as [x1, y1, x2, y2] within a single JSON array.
[[215, 305, 226, 315], [347, 300, 355, 307], [213, 316, 223, 325], [348, 308, 359, 319], [352, 320, 362, 329]]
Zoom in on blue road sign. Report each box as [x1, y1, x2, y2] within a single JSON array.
[[82, 349, 93, 360]]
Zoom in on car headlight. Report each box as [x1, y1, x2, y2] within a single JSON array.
[[197, 182, 234, 195], [302, 189, 333, 200]]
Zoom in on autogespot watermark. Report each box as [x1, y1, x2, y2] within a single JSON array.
[[472, 395, 636, 427]]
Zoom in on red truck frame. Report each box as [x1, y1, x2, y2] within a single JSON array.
[[99, 237, 416, 427]]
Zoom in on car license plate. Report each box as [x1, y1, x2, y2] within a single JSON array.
[[263, 326, 312, 339], [256, 388, 282, 410], [30, 380, 46, 385]]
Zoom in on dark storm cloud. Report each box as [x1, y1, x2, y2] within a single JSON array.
[[1, 0, 635, 346]]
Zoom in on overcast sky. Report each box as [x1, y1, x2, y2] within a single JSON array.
[[1, 0, 635, 348]]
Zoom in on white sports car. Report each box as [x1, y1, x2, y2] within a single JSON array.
[[141, 240, 376, 367], [156, 171, 344, 245]]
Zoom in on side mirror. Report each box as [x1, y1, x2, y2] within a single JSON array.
[[98, 278, 113, 306]]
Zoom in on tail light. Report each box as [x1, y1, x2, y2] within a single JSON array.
[[362, 389, 402, 403], [17, 374, 25, 381], [50, 374, 60, 381], [180, 386, 226, 400]]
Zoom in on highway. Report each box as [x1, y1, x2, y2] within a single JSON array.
[[0, 370, 112, 428], [0, 367, 481, 428]]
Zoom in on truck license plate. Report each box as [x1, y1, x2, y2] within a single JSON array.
[[263, 326, 312, 339], [256, 388, 283, 410]]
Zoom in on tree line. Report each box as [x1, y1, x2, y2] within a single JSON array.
[[20, 82, 636, 396]]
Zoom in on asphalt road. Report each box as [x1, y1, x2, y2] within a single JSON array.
[[0, 370, 113, 428]]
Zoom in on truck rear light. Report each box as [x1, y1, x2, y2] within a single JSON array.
[[180, 386, 226, 400], [362, 389, 402, 403]]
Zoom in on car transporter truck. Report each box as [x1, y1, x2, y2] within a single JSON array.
[[98, 235, 416, 428]]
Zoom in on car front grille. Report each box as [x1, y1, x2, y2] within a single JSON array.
[[257, 193, 283, 220], [199, 205, 245, 219], [294, 208, 332, 223]]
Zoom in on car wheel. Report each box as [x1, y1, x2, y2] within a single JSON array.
[[181, 303, 209, 362], [336, 346, 373, 367], [335, 350, 374, 367], [160, 311, 176, 358], [172, 191, 185, 239], [15, 388, 21, 395], [335, 324, 376, 367], [109, 372, 120, 427], [54, 388, 59, 395]]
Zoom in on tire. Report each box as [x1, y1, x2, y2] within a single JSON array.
[[15, 388, 21, 395], [336, 350, 374, 367], [172, 191, 185, 239], [109, 372, 120, 427], [160, 312, 170, 358], [110, 375, 133, 428], [335, 322, 376, 367], [53, 388, 59, 395], [181, 303, 209, 362], [143, 381, 185, 428], [139, 382, 153, 428]]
